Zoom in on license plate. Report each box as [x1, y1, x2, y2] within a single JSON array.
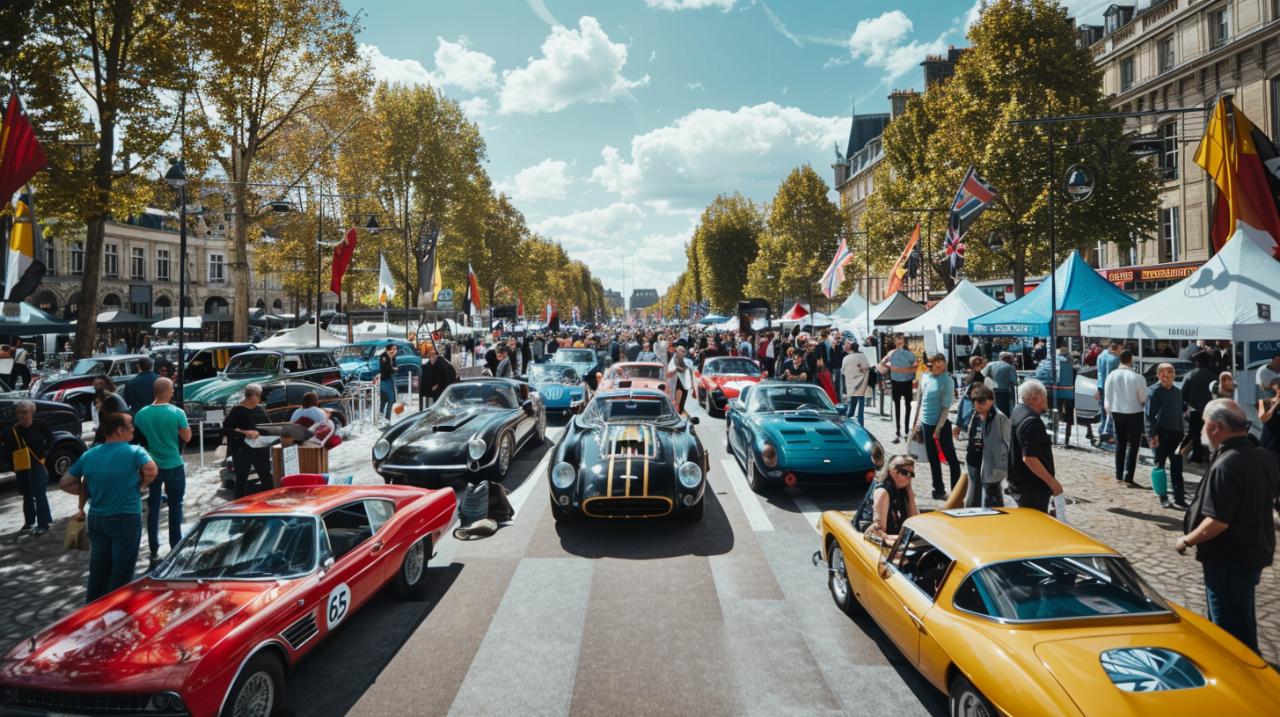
[[205, 410, 224, 424]]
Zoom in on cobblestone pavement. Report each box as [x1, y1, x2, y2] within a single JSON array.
[[858, 398, 1279, 664]]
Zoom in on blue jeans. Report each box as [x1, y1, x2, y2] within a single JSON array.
[[381, 380, 397, 419], [16, 462, 53, 529], [845, 396, 865, 425], [87, 513, 142, 603], [147, 466, 186, 555], [1203, 562, 1263, 653]]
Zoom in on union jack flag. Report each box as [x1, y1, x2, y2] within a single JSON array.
[[944, 226, 966, 277], [947, 166, 996, 279], [819, 237, 854, 299]]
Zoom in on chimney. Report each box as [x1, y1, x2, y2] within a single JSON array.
[[889, 89, 919, 119]]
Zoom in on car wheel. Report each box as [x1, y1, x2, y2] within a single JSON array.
[[46, 443, 83, 481], [329, 412, 346, 431], [827, 537, 857, 615], [679, 498, 704, 522], [746, 456, 767, 493], [534, 411, 546, 443], [222, 652, 285, 717], [493, 433, 514, 479], [393, 536, 431, 599], [724, 421, 732, 452], [949, 675, 996, 717]]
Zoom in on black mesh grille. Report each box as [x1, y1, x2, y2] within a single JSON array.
[[583, 497, 672, 518], [282, 612, 319, 649], [4, 688, 184, 715]]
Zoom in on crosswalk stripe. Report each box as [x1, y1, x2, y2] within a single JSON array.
[[785, 485, 824, 534], [719, 457, 774, 532]]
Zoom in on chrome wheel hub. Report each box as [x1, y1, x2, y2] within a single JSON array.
[[404, 539, 425, 585], [233, 671, 274, 717], [499, 435, 512, 474], [831, 549, 849, 603]]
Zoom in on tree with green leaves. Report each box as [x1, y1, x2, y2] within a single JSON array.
[[743, 165, 843, 307], [861, 0, 1160, 296], [693, 193, 762, 313]]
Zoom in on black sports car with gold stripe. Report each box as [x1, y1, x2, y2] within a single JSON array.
[[548, 388, 708, 522]]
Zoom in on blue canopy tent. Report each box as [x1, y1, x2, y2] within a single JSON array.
[[968, 251, 1136, 336]]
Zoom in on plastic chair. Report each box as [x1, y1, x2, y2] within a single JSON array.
[[280, 473, 327, 488]]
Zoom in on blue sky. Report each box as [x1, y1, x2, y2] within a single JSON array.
[[347, 0, 1111, 295]]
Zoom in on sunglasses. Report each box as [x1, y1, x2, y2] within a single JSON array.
[[894, 466, 915, 477]]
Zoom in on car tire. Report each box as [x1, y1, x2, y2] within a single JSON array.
[[329, 412, 346, 431], [221, 652, 286, 717], [534, 411, 546, 444], [491, 432, 514, 479], [46, 443, 83, 481], [679, 498, 704, 522], [724, 422, 732, 452], [393, 536, 431, 599], [949, 674, 995, 717], [827, 537, 857, 616], [746, 456, 767, 493]]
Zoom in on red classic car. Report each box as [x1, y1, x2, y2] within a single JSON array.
[[695, 356, 764, 416], [0, 484, 456, 717], [596, 361, 667, 393]]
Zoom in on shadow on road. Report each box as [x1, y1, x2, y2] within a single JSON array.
[[839, 603, 948, 715], [552, 489, 735, 559], [288, 562, 464, 717], [1107, 506, 1185, 532]]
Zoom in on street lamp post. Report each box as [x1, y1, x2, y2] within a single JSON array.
[[164, 93, 188, 407]]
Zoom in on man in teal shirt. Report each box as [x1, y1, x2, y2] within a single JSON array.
[[134, 377, 192, 568], [1095, 341, 1122, 444], [915, 353, 959, 500]]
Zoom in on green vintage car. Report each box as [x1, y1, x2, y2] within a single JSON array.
[[181, 348, 344, 430]]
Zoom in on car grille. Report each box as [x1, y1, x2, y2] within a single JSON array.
[[281, 611, 319, 650], [582, 496, 673, 518], [2, 688, 186, 715]]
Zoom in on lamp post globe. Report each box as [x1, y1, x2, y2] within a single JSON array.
[[1064, 163, 1095, 202]]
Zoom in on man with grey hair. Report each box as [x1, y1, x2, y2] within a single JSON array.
[[2, 398, 55, 535], [982, 350, 1018, 416], [224, 382, 273, 498], [1007, 379, 1063, 512], [1176, 398, 1278, 654]]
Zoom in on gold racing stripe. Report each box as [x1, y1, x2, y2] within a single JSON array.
[[642, 425, 651, 496], [607, 428, 617, 497], [625, 439, 633, 497]]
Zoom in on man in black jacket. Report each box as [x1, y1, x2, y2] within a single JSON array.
[[1180, 351, 1215, 463], [122, 357, 159, 414], [419, 346, 458, 408]]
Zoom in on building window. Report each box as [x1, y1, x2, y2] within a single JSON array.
[[1158, 36, 1175, 73], [157, 249, 170, 281], [208, 252, 225, 283], [71, 241, 84, 276], [103, 243, 118, 278], [1120, 56, 1135, 91], [1160, 207, 1180, 262], [130, 247, 145, 280], [1209, 7, 1230, 50], [1160, 121, 1178, 180], [43, 243, 55, 277]]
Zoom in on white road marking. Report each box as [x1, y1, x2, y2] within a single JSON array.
[[719, 457, 774, 532], [507, 427, 565, 515], [785, 485, 824, 534]]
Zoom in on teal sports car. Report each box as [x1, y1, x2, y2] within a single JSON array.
[[725, 381, 885, 492], [528, 363, 587, 414]]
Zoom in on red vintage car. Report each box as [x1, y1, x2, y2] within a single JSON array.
[[0, 484, 456, 717], [695, 356, 764, 416], [596, 361, 667, 393]]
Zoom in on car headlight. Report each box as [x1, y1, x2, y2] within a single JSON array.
[[551, 462, 576, 489], [147, 692, 186, 712], [373, 438, 391, 461], [467, 437, 487, 460], [870, 440, 885, 468], [761, 441, 778, 468], [677, 461, 703, 488]]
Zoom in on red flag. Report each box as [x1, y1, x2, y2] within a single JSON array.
[[884, 224, 920, 299], [466, 263, 483, 316], [517, 291, 524, 318], [330, 228, 357, 295], [1194, 98, 1280, 257], [0, 92, 48, 201]]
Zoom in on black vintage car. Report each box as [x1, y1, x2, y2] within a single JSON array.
[[31, 354, 151, 421], [373, 378, 545, 486], [0, 397, 88, 479], [181, 349, 345, 432], [548, 388, 707, 522], [149, 342, 257, 383]]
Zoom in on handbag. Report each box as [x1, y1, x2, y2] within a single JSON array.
[[64, 517, 89, 550], [10, 428, 34, 471]]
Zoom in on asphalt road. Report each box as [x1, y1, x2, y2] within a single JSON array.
[[286, 398, 946, 717]]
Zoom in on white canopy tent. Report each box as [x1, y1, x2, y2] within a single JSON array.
[[257, 322, 346, 347], [713, 316, 766, 332], [151, 315, 202, 331], [1082, 233, 1280, 342], [894, 280, 1003, 335], [348, 321, 411, 341], [829, 290, 870, 320]]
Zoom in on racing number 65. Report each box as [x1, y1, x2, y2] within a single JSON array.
[[326, 583, 352, 629]]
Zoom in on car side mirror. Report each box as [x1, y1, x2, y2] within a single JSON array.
[[521, 400, 535, 416], [727, 399, 742, 413], [322, 556, 335, 573]]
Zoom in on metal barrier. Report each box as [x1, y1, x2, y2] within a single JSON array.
[[339, 382, 381, 427]]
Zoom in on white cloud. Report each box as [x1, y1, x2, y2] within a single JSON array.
[[590, 102, 845, 206], [499, 16, 649, 114], [532, 202, 645, 251], [459, 97, 490, 120], [963, 1, 984, 30], [433, 37, 498, 92], [645, 0, 736, 10], [760, 1, 802, 46], [496, 159, 572, 203], [649, 50, 657, 62], [847, 11, 948, 84], [686, 81, 704, 91], [360, 43, 439, 87]]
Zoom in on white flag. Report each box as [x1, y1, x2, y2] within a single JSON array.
[[378, 253, 395, 305]]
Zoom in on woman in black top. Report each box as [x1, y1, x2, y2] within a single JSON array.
[[224, 383, 273, 498], [856, 456, 919, 542], [3, 399, 55, 534], [92, 375, 129, 444]]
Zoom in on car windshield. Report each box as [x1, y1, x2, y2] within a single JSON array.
[[705, 358, 761, 376], [609, 365, 663, 380], [439, 383, 516, 409], [581, 394, 680, 425], [557, 349, 595, 364], [226, 353, 280, 375], [530, 364, 580, 384], [754, 385, 836, 412], [335, 345, 376, 361], [953, 555, 1170, 622], [70, 358, 112, 376], [154, 516, 316, 580]]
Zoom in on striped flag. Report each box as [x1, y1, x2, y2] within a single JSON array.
[[884, 224, 920, 299], [819, 237, 854, 299], [4, 193, 45, 303], [377, 253, 395, 305], [0, 92, 47, 203], [465, 263, 483, 317]]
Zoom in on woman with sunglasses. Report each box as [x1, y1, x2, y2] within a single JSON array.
[[961, 384, 1010, 508], [866, 456, 919, 543]]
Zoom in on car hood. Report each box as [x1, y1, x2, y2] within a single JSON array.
[[703, 374, 761, 395], [387, 405, 504, 462], [0, 578, 299, 687], [1031, 617, 1280, 715], [573, 423, 686, 497], [756, 413, 877, 469], [183, 375, 265, 405]]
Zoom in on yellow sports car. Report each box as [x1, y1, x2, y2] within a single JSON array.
[[814, 507, 1280, 716]]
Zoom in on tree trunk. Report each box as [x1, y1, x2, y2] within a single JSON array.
[[1011, 252, 1027, 298], [230, 151, 253, 342], [71, 113, 116, 359]]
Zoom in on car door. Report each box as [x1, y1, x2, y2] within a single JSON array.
[[319, 501, 395, 626], [508, 385, 533, 443], [875, 529, 952, 671], [261, 384, 291, 422]]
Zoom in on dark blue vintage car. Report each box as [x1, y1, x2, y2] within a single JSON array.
[[335, 339, 421, 390], [527, 363, 587, 414]]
